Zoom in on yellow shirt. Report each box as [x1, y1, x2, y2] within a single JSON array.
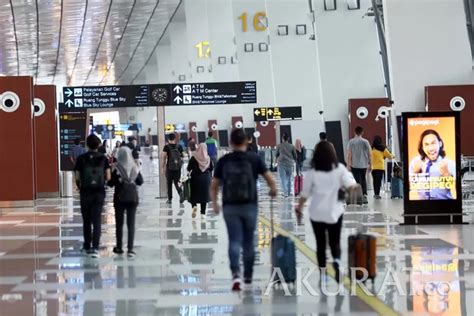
[[371, 148, 394, 170]]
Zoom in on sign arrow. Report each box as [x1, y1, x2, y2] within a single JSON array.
[[267, 109, 274, 115], [65, 99, 73, 108], [65, 88, 73, 97], [173, 85, 182, 94], [254, 109, 261, 116], [174, 96, 182, 104]]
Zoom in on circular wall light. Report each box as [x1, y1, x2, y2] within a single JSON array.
[[191, 126, 197, 132], [0, 91, 20, 113], [450, 96, 465, 111], [235, 121, 243, 128], [259, 121, 269, 127], [33, 98, 46, 117], [377, 106, 389, 119], [356, 106, 369, 119], [253, 131, 261, 138], [211, 123, 218, 131]]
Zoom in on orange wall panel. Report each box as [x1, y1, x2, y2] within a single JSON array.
[[0, 76, 35, 202], [34, 85, 59, 195]]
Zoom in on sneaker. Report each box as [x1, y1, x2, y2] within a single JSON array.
[[333, 260, 341, 284], [127, 250, 136, 258], [201, 214, 205, 220], [362, 195, 368, 204], [192, 207, 197, 219], [375, 195, 382, 200], [81, 247, 89, 256], [88, 249, 99, 258], [232, 278, 242, 291], [113, 247, 124, 255], [166, 200, 172, 204]]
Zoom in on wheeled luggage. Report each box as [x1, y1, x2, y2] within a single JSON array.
[[270, 199, 296, 284], [294, 174, 303, 196], [391, 177, 403, 199], [347, 234, 376, 282]]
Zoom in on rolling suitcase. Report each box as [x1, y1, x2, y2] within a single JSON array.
[[348, 234, 376, 282], [294, 173, 303, 196], [391, 177, 403, 199], [270, 199, 296, 284]]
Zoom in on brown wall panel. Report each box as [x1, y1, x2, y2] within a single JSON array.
[[188, 122, 197, 140], [208, 119, 218, 140], [0, 76, 35, 203], [34, 85, 59, 196], [425, 84, 474, 155], [231, 116, 243, 128], [348, 98, 390, 146], [256, 121, 276, 147]]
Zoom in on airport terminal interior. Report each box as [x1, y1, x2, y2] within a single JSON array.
[[1, 0, 474, 315]]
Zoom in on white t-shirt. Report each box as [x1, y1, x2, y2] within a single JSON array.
[[300, 163, 356, 224]]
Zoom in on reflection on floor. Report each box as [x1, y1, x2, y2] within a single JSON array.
[[0, 156, 473, 315]]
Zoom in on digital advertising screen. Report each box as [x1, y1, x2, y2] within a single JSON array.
[[402, 112, 462, 224], [407, 116, 457, 201]]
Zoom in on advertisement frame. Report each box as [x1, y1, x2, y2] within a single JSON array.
[[402, 111, 462, 224]]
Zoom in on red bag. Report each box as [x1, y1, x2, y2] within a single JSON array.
[[294, 174, 303, 196]]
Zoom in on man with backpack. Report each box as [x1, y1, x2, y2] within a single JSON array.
[[211, 128, 277, 291], [162, 133, 185, 204], [205, 131, 219, 167], [74, 134, 111, 258]]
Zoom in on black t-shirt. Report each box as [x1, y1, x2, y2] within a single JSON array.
[[163, 143, 184, 169], [74, 151, 111, 195], [214, 151, 267, 205]]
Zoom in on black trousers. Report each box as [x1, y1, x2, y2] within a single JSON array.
[[310, 216, 343, 268], [80, 193, 105, 250], [191, 202, 207, 214], [115, 202, 138, 250], [166, 169, 182, 200], [351, 168, 368, 195], [372, 170, 384, 195]]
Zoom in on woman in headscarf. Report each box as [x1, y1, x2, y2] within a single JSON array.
[[295, 139, 307, 175], [187, 143, 213, 219], [108, 147, 144, 257]]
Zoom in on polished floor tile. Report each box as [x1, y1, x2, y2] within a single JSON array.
[[1, 157, 474, 315]]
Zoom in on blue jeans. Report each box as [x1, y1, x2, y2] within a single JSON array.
[[279, 165, 293, 196], [223, 204, 258, 280]]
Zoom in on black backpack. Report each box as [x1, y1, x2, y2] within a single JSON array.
[[168, 146, 182, 171], [81, 154, 105, 190], [223, 156, 256, 204], [116, 165, 139, 204]]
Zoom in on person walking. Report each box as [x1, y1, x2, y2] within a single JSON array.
[[295, 139, 307, 174], [211, 128, 277, 291], [246, 133, 258, 154], [74, 135, 111, 258], [295, 141, 357, 284], [347, 126, 372, 204], [371, 135, 395, 199], [108, 147, 144, 257], [70, 138, 86, 166], [205, 131, 219, 167], [187, 143, 213, 219], [161, 133, 185, 204], [188, 137, 197, 156], [276, 133, 297, 197]]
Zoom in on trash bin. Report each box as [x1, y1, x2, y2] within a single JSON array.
[[61, 171, 74, 197]]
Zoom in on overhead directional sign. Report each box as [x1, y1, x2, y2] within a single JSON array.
[[62, 81, 257, 111], [253, 106, 302, 122], [62, 85, 150, 110], [152, 81, 257, 106]]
